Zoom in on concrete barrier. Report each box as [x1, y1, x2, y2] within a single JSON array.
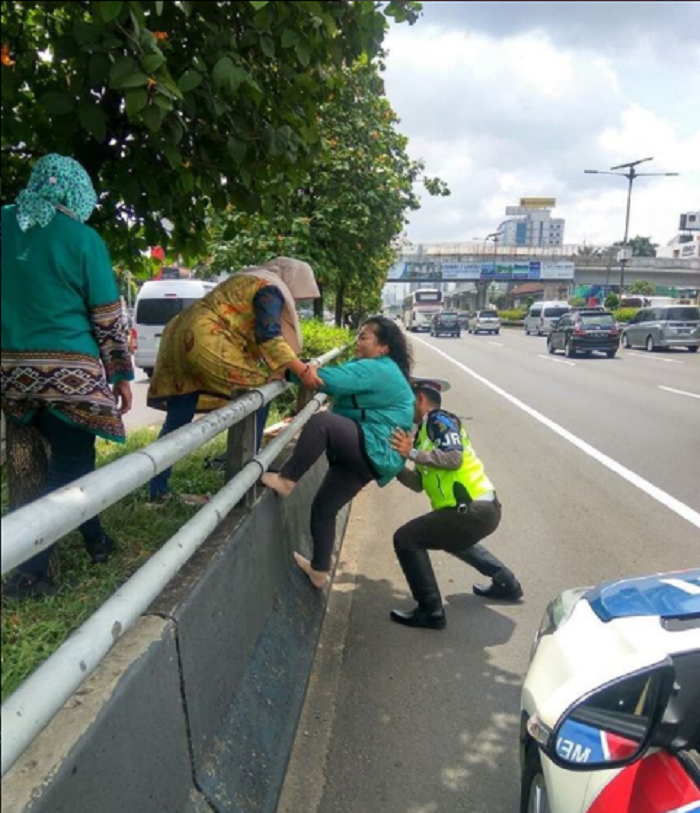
[[1, 454, 348, 813]]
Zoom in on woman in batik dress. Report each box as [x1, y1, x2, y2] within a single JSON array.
[[146, 257, 321, 502]]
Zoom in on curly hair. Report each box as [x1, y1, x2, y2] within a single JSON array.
[[362, 315, 413, 382]]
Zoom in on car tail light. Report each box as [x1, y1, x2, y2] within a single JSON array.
[[131, 328, 138, 351], [573, 327, 587, 336]]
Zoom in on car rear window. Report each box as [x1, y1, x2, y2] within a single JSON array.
[[666, 307, 700, 321], [479, 311, 496, 317], [529, 307, 542, 317], [543, 307, 570, 318], [580, 313, 616, 326], [136, 298, 200, 326]]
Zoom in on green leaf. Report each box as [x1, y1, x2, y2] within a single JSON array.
[[212, 56, 234, 88], [260, 36, 275, 58], [141, 54, 166, 73], [295, 42, 311, 67], [181, 172, 194, 192], [281, 29, 298, 48], [154, 93, 174, 110], [155, 0, 164, 13], [250, 0, 269, 9], [115, 72, 150, 89], [96, 1, 125, 22], [89, 52, 112, 85], [74, 21, 101, 45], [110, 56, 138, 86], [178, 69, 203, 93], [143, 105, 163, 132], [263, 126, 288, 157], [79, 103, 107, 141], [155, 68, 184, 100], [163, 144, 181, 169], [180, 1, 193, 17], [227, 136, 248, 164], [40, 93, 74, 115], [125, 88, 148, 117], [212, 57, 248, 95]]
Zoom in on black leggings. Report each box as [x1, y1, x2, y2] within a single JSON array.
[[281, 411, 375, 572], [20, 410, 104, 579]]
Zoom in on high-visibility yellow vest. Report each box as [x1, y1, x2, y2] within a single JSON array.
[[416, 416, 494, 510]]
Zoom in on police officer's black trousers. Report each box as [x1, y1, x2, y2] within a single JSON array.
[[393, 498, 515, 611]]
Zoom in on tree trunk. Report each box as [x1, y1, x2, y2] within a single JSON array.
[[313, 284, 325, 320], [335, 283, 345, 327], [6, 419, 49, 511]]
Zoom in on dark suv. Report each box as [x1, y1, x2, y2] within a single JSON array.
[[547, 309, 620, 358], [430, 311, 461, 338]]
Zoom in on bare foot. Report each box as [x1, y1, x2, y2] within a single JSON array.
[[293, 552, 328, 589], [261, 472, 297, 497]]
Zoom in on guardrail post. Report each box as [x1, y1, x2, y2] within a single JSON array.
[[225, 410, 257, 507], [295, 383, 315, 414]]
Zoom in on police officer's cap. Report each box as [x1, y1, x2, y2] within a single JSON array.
[[410, 377, 451, 400]]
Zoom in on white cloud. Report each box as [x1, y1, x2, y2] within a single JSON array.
[[384, 11, 700, 248]]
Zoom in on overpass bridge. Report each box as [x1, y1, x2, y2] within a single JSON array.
[[385, 243, 699, 309]]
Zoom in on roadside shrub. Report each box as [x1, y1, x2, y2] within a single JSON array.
[[301, 320, 354, 360], [270, 320, 354, 420], [612, 308, 640, 324], [498, 309, 527, 321]]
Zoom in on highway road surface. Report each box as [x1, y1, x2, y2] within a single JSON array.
[[278, 328, 700, 813]]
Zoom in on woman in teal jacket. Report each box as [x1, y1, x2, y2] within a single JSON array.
[[263, 316, 414, 587]]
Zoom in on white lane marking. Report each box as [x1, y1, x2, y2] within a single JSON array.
[[659, 385, 700, 401], [538, 354, 576, 367], [487, 341, 504, 347], [628, 352, 684, 365], [412, 336, 700, 531]]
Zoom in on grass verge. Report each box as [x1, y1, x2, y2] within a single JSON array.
[[1, 428, 228, 701]]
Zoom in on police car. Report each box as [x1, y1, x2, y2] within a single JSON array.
[[520, 569, 700, 813]]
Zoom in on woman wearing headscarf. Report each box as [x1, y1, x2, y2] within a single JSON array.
[[1, 154, 134, 598], [146, 257, 321, 503]]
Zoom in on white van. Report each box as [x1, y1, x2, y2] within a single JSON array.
[[524, 301, 571, 336], [133, 280, 215, 376]]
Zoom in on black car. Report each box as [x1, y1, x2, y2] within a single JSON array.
[[547, 309, 620, 358], [430, 311, 461, 338]]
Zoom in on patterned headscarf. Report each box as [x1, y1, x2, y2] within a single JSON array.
[[16, 154, 98, 231]]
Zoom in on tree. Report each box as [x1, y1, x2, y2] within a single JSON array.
[[614, 235, 658, 257], [1, 0, 422, 265], [628, 280, 656, 296], [205, 58, 448, 323], [604, 292, 620, 310]]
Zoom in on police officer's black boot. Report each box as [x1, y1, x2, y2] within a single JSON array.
[[473, 566, 523, 601], [391, 548, 446, 630]]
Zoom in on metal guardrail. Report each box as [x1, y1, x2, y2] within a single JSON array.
[[1, 346, 344, 776]]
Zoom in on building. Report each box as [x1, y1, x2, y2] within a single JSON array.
[[657, 210, 700, 260], [498, 198, 565, 248]]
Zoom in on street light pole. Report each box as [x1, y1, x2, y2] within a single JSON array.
[[584, 157, 679, 297]]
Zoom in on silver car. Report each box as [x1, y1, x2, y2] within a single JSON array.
[[621, 305, 700, 353], [468, 310, 501, 335]]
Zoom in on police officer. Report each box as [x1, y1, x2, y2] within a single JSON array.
[[389, 378, 523, 630]]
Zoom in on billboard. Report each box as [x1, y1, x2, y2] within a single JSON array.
[[519, 197, 556, 208], [386, 260, 574, 281]]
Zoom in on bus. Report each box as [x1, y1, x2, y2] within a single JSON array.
[[403, 288, 444, 331]]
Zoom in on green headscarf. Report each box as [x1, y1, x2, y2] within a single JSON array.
[[16, 154, 98, 231]]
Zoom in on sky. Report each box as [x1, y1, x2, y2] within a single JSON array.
[[382, 1, 700, 247]]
